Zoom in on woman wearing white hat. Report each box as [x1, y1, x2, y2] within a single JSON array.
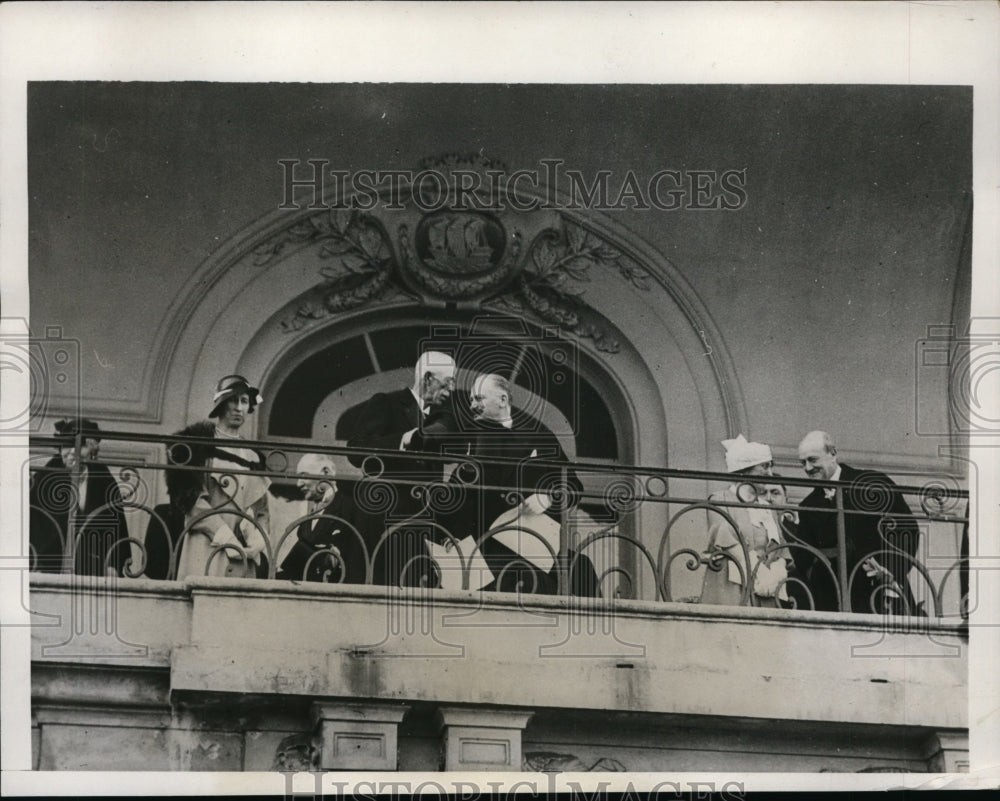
[[700, 434, 790, 608], [166, 375, 271, 579]]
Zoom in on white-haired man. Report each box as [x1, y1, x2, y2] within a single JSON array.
[[345, 351, 457, 586], [277, 453, 367, 584], [346, 351, 456, 463], [796, 430, 920, 614]]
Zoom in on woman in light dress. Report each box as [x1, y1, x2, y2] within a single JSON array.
[[168, 375, 271, 579]]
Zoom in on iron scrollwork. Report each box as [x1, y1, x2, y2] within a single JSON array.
[[25, 431, 969, 624]]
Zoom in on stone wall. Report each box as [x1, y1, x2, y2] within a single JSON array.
[[29, 574, 968, 772], [27, 84, 971, 476]]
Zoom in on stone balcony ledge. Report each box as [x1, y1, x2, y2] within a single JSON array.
[[28, 571, 970, 631], [29, 572, 968, 733]]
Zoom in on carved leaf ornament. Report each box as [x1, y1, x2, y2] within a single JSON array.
[[266, 156, 651, 348]]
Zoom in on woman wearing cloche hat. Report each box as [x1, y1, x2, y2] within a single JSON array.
[[164, 374, 271, 579]]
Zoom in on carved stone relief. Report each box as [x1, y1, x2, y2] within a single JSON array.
[[271, 731, 321, 771], [522, 750, 628, 772], [263, 155, 651, 350]]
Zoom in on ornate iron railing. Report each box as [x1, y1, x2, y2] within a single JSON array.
[[27, 430, 969, 617]]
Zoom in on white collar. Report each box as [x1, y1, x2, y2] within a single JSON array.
[[410, 388, 429, 415], [310, 488, 335, 513], [824, 465, 842, 499]]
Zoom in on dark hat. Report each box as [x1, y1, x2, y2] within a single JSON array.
[[53, 417, 102, 440], [209, 374, 262, 418]]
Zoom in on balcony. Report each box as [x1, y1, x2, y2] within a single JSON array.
[[26, 431, 969, 773]]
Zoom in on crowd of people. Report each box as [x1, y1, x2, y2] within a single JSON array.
[[28, 348, 926, 613]]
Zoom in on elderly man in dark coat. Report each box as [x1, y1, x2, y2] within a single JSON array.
[[29, 418, 130, 576], [344, 351, 457, 586], [276, 453, 368, 584]]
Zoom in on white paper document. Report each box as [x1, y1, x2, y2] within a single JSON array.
[[488, 507, 561, 574], [424, 536, 494, 591]]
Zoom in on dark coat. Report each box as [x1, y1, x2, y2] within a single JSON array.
[[797, 463, 920, 613], [276, 491, 370, 584], [774, 514, 812, 611], [443, 416, 599, 598], [142, 503, 186, 580], [344, 387, 457, 586], [345, 388, 422, 468], [29, 456, 130, 576]]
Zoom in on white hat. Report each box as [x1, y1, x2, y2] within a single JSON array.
[[721, 434, 772, 472]]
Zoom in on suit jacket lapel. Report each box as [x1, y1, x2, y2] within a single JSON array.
[[800, 488, 834, 520], [399, 390, 420, 430], [837, 463, 857, 510]]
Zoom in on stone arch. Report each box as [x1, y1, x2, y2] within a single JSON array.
[[257, 308, 622, 460], [161, 195, 746, 480]]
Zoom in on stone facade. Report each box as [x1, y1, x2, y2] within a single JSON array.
[[30, 574, 968, 773]]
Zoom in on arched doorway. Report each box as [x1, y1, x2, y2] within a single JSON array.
[[266, 311, 620, 464], [258, 305, 640, 596]]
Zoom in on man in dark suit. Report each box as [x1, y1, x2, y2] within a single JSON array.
[[346, 351, 456, 465], [796, 430, 921, 614], [277, 453, 368, 584], [29, 418, 131, 576], [441, 373, 600, 597], [345, 351, 457, 585]]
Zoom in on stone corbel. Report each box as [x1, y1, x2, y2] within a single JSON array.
[[311, 700, 410, 771], [436, 705, 534, 772], [922, 729, 970, 772]]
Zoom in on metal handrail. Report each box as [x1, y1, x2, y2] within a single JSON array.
[[27, 430, 969, 618], [29, 430, 969, 497]]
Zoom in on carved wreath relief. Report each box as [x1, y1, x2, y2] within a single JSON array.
[[261, 155, 651, 353]]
